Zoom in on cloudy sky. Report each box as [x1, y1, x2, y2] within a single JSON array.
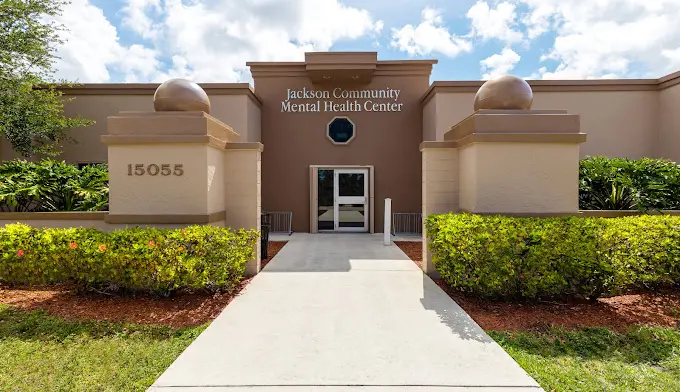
[[52, 0, 680, 84]]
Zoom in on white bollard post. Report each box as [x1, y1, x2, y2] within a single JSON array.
[[384, 198, 391, 246]]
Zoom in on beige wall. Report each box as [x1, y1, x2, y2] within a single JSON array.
[[658, 81, 680, 162], [224, 148, 262, 231], [429, 93, 475, 142], [458, 145, 477, 210], [1, 95, 152, 163], [0, 86, 261, 163], [420, 144, 458, 276], [210, 94, 260, 142], [425, 89, 660, 159], [108, 144, 210, 215], [2, 73, 676, 167], [533, 91, 657, 159], [421, 146, 459, 212], [422, 97, 437, 142], [223, 147, 262, 274], [207, 147, 226, 214], [247, 97, 262, 143], [460, 143, 580, 213]]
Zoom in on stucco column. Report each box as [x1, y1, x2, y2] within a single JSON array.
[[224, 143, 263, 276], [102, 111, 240, 225], [420, 142, 458, 277], [448, 109, 586, 215]]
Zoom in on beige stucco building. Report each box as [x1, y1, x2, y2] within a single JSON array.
[[2, 52, 679, 234]]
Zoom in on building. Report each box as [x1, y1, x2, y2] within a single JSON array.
[[2, 52, 679, 234]]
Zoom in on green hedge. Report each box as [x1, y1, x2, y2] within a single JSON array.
[[0, 224, 259, 295], [0, 159, 109, 212], [426, 213, 680, 300], [580, 156, 680, 210]]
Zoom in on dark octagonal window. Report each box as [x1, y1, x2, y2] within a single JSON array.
[[327, 117, 355, 144]]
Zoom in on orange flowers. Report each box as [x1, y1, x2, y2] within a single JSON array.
[[98, 244, 107, 252], [16, 250, 24, 257], [69, 242, 77, 249], [149, 240, 156, 247], [178, 246, 185, 251]]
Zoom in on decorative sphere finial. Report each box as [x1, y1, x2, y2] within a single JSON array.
[[153, 78, 211, 114], [473, 74, 533, 111]]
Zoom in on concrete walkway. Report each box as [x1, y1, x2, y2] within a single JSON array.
[[148, 234, 543, 391]]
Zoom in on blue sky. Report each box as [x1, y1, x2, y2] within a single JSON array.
[[53, 0, 680, 84]]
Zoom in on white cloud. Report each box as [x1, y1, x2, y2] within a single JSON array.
[[662, 48, 680, 70], [117, 44, 161, 83], [50, 0, 680, 82], [121, 0, 162, 40], [51, 0, 159, 83], [517, 0, 680, 79], [480, 47, 521, 79], [52, 0, 383, 83], [467, 1, 523, 44], [131, 0, 383, 82], [374, 20, 385, 34], [526, 66, 547, 80], [390, 7, 472, 57]]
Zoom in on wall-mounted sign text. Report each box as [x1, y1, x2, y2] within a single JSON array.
[[281, 87, 403, 113], [127, 164, 184, 176]]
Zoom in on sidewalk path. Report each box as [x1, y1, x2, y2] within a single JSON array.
[[148, 233, 543, 391]]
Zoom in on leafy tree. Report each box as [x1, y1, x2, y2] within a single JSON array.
[[0, 0, 92, 157]]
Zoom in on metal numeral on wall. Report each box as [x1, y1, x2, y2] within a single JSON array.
[[127, 164, 184, 176]]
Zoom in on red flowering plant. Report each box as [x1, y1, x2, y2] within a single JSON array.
[[0, 222, 36, 283]]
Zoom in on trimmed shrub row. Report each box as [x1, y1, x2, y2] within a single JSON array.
[[426, 213, 680, 300], [0, 224, 259, 296]]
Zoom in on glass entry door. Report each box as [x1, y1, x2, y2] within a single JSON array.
[[316, 168, 369, 232], [334, 169, 368, 232]]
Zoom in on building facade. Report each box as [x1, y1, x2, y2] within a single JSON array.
[[2, 52, 679, 233]]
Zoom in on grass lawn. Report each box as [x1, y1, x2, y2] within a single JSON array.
[[490, 327, 680, 392], [0, 304, 205, 392], [2, 288, 680, 392]]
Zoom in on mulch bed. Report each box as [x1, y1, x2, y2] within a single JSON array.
[[3, 239, 678, 332], [394, 241, 422, 269], [260, 241, 287, 270], [0, 241, 289, 329], [395, 241, 680, 332]]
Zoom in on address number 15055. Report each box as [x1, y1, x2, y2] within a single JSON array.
[[127, 164, 184, 176]]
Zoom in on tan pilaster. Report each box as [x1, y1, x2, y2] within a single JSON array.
[[419, 141, 458, 277], [224, 143, 263, 276]]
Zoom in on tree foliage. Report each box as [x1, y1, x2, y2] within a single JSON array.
[[0, 0, 92, 157]]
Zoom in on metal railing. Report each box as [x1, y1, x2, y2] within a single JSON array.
[[262, 211, 293, 235], [391, 212, 422, 236]]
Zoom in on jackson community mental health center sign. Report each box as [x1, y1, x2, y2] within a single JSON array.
[[281, 87, 403, 113]]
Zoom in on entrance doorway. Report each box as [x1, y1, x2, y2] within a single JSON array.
[[311, 166, 373, 233]]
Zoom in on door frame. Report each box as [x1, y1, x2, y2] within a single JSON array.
[[310, 165, 375, 234], [333, 168, 369, 232]]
